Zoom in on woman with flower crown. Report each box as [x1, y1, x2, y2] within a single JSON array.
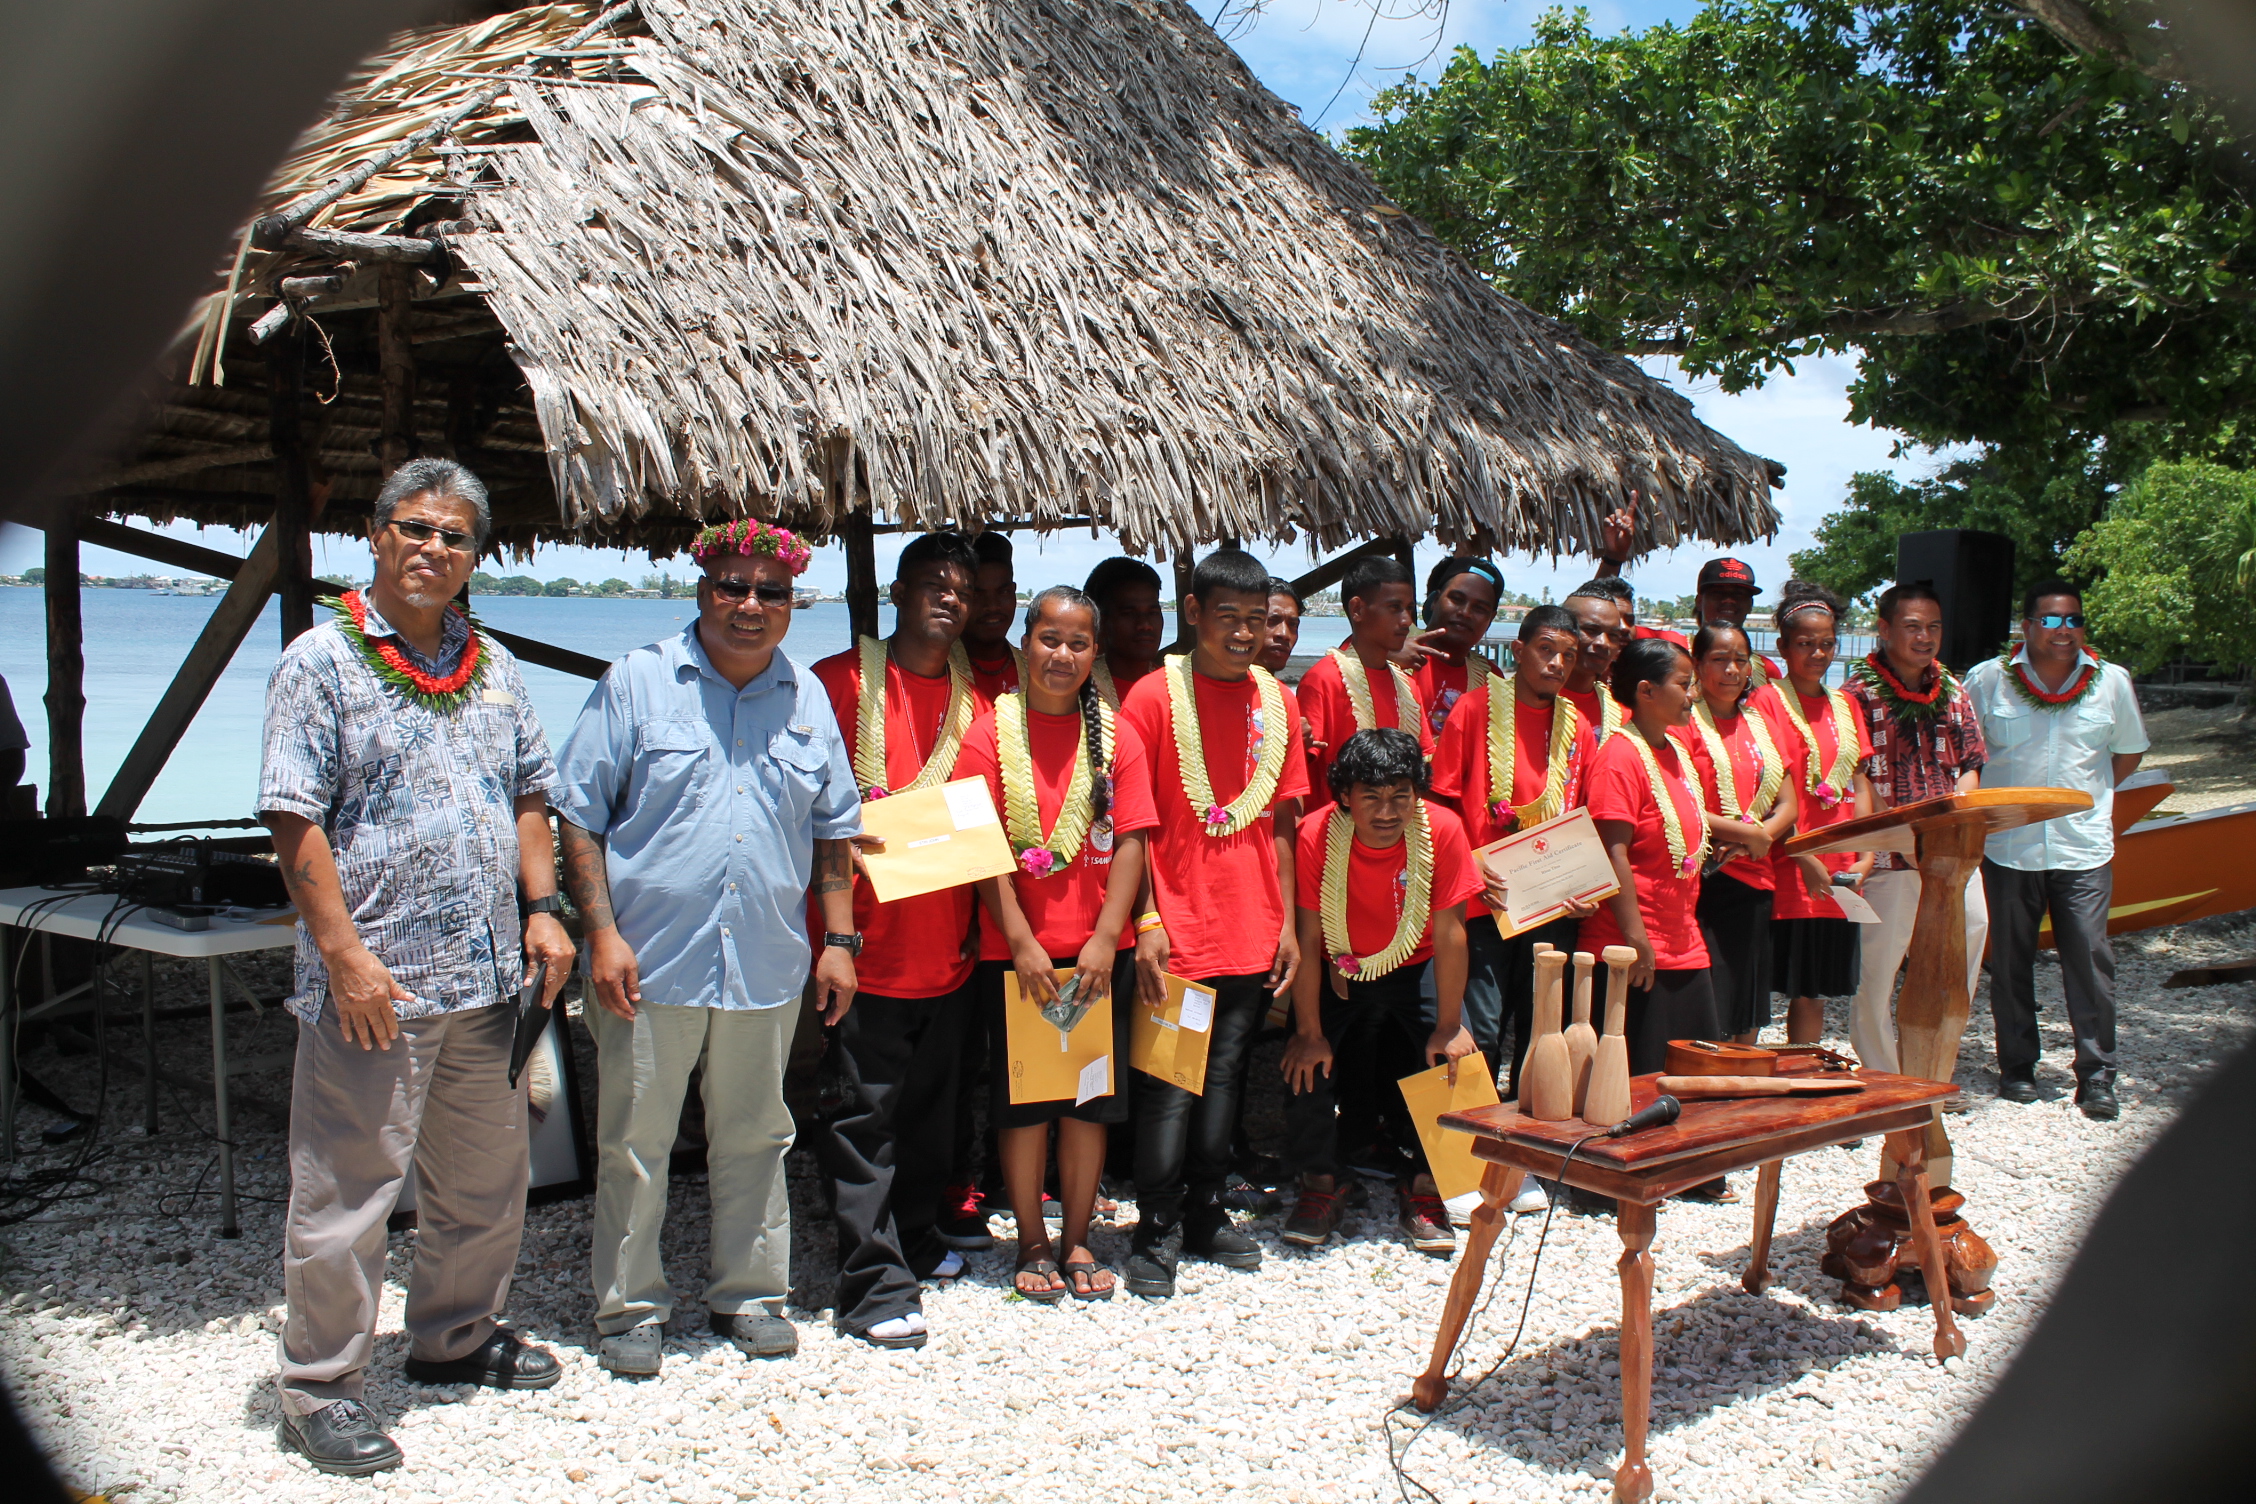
[[1766, 583, 1877, 1045], [954, 587, 1158, 1302], [1576, 638, 1733, 1075], [1672, 620, 1802, 1047]]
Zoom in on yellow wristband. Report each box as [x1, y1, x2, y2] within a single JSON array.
[[1135, 914, 1166, 935]]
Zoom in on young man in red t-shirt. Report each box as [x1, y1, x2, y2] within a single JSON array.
[[1558, 581, 1628, 745], [1428, 605, 1598, 1098], [1294, 556, 1433, 797], [1280, 729, 1481, 1256], [1117, 548, 1308, 1299], [962, 531, 1021, 705], [1407, 555, 1505, 742], [1083, 557, 1168, 709], [808, 531, 982, 1350]]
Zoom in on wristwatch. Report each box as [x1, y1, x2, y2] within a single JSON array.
[[822, 931, 865, 958], [521, 894, 564, 921]]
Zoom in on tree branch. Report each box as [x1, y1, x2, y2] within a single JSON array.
[[2006, 1, 2195, 86]]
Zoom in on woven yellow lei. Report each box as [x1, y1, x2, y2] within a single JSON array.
[[1485, 679, 1581, 829], [996, 690, 1109, 877], [1625, 731, 1710, 878], [1164, 653, 1290, 836], [1690, 700, 1786, 823], [1774, 682, 1861, 809], [1091, 658, 1122, 712], [1329, 646, 1422, 735], [1319, 802, 1434, 979], [1588, 688, 1625, 743], [851, 636, 976, 799]]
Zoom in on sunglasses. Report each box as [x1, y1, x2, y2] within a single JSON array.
[[2034, 612, 2085, 630], [383, 518, 477, 552], [706, 576, 794, 605]]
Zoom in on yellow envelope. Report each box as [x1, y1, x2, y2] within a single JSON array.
[[1397, 1051, 1502, 1202], [1003, 969, 1116, 1106], [1127, 972, 1217, 1095], [857, 777, 1018, 903]]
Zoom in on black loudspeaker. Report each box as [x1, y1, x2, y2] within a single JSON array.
[[1894, 530, 2015, 674]]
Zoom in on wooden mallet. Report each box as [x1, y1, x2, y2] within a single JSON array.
[[1565, 950, 1598, 1117], [1583, 944, 1638, 1127], [1522, 950, 1574, 1121]]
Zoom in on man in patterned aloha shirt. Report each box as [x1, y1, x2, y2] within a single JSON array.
[[260, 458, 575, 1476]]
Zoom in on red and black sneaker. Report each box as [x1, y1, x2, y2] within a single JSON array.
[[1398, 1180, 1455, 1257], [935, 1181, 995, 1251], [1282, 1180, 1345, 1247]]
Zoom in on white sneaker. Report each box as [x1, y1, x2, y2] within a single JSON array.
[[1509, 1178, 1550, 1215], [927, 1250, 965, 1280], [1444, 1190, 1483, 1227]]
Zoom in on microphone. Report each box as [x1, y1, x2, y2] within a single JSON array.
[[1604, 1094, 1682, 1137]]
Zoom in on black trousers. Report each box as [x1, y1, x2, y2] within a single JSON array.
[[947, 963, 999, 1193], [1623, 969, 1719, 1076], [815, 983, 967, 1333], [1461, 913, 1582, 1098], [1283, 961, 1432, 1181], [1132, 972, 1268, 1224], [1984, 860, 2118, 1088]]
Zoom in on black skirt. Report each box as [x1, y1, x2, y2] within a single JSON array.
[[1771, 916, 1860, 999], [1696, 869, 1775, 1037], [979, 948, 1138, 1129], [1623, 969, 1720, 1076]]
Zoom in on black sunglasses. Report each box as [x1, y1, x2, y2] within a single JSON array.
[[383, 518, 477, 552], [706, 576, 794, 605], [2034, 612, 2085, 630]]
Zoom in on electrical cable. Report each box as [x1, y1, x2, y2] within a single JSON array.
[[1385, 1131, 1602, 1504]]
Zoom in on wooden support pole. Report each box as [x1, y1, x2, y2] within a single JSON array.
[[1286, 536, 1396, 601], [43, 511, 86, 817], [842, 508, 880, 643], [377, 263, 418, 475], [95, 528, 282, 822], [267, 331, 316, 646], [482, 626, 606, 681], [1392, 534, 1418, 581], [1172, 546, 1196, 652]]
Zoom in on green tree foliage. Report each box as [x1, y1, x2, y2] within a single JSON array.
[[2062, 461, 2256, 670], [1349, 1, 2252, 457], [542, 577, 580, 598], [22, 567, 43, 585], [595, 577, 632, 596]]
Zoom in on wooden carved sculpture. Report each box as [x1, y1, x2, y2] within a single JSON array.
[[1584, 945, 1636, 1127], [1565, 950, 1597, 1117], [1522, 950, 1573, 1121]]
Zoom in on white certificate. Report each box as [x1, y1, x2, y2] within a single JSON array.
[[1475, 806, 1621, 939]]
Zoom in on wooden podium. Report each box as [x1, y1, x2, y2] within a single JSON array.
[[1779, 787, 2090, 1312]]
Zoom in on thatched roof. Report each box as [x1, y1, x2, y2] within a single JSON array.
[[99, 0, 1781, 558]]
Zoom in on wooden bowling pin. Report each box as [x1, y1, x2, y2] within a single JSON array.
[[1565, 951, 1598, 1116], [1522, 950, 1573, 1121], [1583, 945, 1637, 1127]]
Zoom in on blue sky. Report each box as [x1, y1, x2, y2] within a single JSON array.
[[0, 0, 1948, 608]]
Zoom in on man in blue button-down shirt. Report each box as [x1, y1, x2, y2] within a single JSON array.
[[1965, 579, 2147, 1121], [551, 519, 862, 1375]]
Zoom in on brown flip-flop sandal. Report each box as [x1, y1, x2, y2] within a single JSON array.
[[1060, 1254, 1117, 1302], [1013, 1256, 1067, 1304]]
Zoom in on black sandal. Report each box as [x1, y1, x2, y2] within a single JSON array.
[[1013, 1255, 1067, 1304], [1060, 1252, 1117, 1302]]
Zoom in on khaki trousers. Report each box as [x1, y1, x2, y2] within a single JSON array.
[[588, 1001, 796, 1335], [1847, 866, 1989, 1075], [279, 1002, 528, 1414]]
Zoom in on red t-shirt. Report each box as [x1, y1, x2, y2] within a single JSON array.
[[809, 646, 977, 998], [1428, 687, 1596, 916], [1104, 656, 1155, 699], [1671, 695, 1796, 892], [1411, 649, 1493, 742], [965, 647, 1020, 707], [1293, 800, 1482, 968], [1117, 664, 1310, 980], [1295, 644, 1435, 801], [1575, 731, 1710, 971], [955, 706, 1160, 959], [1560, 686, 1621, 745], [1769, 686, 1878, 920], [1634, 624, 1689, 648]]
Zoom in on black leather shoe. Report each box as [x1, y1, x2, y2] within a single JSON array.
[[712, 1308, 798, 1358], [2078, 1082, 2120, 1121], [403, 1327, 560, 1390], [279, 1399, 402, 1476], [1997, 1075, 2040, 1104], [1123, 1220, 1180, 1299], [1184, 1207, 1263, 1270]]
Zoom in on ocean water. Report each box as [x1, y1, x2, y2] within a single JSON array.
[[0, 588, 888, 828]]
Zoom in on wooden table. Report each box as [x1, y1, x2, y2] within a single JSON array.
[[1412, 1071, 1963, 1504], [1779, 787, 2087, 1308]]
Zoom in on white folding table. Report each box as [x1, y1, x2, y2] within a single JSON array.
[[0, 887, 299, 1236]]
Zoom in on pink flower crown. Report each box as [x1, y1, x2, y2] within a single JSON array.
[[688, 517, 814, 576]]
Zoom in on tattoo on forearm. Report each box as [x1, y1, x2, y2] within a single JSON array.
[[558, 820, 618, 932], [813, 839, 852, 895]]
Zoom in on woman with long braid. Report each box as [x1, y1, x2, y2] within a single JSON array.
[[955, 587, 1157, 1302]]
